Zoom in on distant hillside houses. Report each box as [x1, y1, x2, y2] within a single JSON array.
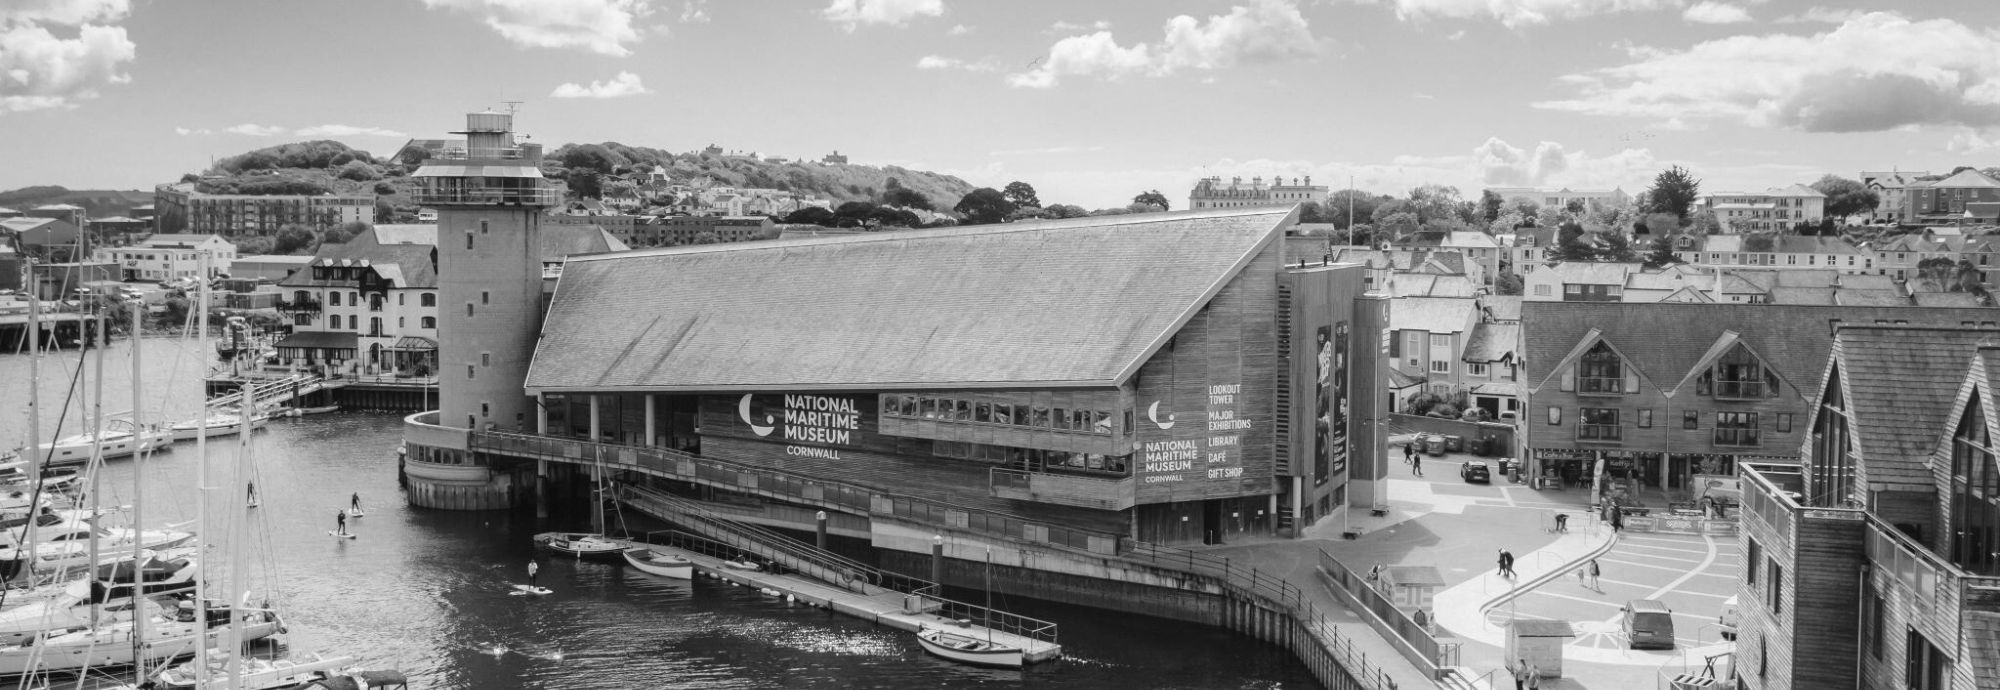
[[1524, 261, 1994, 308]]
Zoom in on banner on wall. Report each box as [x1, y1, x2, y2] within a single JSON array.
[[1316, 322, 1350, 480], [736, 393, 869, 460]]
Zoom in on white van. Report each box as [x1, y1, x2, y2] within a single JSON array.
[[1719, 595, 1740, 641]]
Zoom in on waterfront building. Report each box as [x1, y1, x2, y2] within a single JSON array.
[[92, 234, 235, 282], [152, 183, 374, 237], [274, 227, 442, 377], [1, 217, 82, 261], [1736, 324, 2000, 690], [1188, 176, 1327, 211], [1520, 302, 2000, 496], [402, 201, 1392, 544], [1676, 234, 1869, 274], [1698, 185, 1827, 233], [25, 203, 86, 228]]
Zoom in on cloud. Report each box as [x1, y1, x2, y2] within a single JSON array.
[[295, 124, 408, 138], [1445, 29, 1466, 40], [1681, 1, 1749, 24], [1349, 0, 1684, 29], [679, 0, 709, 23], [1050, 20, 1111, 32], [987, 145, 1105, 156], [226, 124, 287, 136], [0, 0, 129, 25], [947, 23, 970, 35], [916, 55, 997, 72], [1010, 0, 1319, 88], [1536, 12, 2000, 133], [0, 22, 136, 114], [174, 126, 211, 136], [821, 0, 941, 31], [550, 71, 651, 98], [1775, 7, 1868, 24], [1949, 129, 1999, 154], [419, 0, 651, 56]]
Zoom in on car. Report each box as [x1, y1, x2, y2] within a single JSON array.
[[1718, 595, 1739, 641], [1622, 599, 1677, 649], [1460, 460, 1491, 483]]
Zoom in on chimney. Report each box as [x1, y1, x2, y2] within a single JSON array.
[[1305, 175, 1312, 186]]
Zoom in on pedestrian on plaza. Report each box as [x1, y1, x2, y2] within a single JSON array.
[[1404, 443, 1415, 465], [1511, 658, 1531, 690], [1412, 452, 1424, 476], [1588, 558, 1601, 589], [1554, 513, 1569, 532], [1526, 661, 1541, 689], [1611, 508, 1625, 533], [1497, 549, 1515, 578], [1413, 608, 1429, 632]]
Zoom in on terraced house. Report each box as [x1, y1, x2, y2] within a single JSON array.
[[1736, 324, 2000, 690]]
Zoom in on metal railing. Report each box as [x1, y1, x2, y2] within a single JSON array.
[[430, 146, 527, 161], [409, 187, 560, 207], [1320, 550, 1448, 674], [275, 299, 320, 313], [987, 468, 1135, 511]]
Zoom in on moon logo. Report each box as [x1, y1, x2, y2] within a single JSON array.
[[738, 394, 776, 436], [1147, 401, 1176, 430]]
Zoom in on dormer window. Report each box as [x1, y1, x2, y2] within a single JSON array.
[[1697, 344, 1780, 399], [1571, 342, 1632, 394]]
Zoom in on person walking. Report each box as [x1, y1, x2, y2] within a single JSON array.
[[1497, 549, 1515, 578], [1525, 660, 1541, 689], [1588, 558, 1601, 589], [1511, 658, 1531, 690], [1611, 508, 1625, 533], [1412, 451, 1424, 476], [528, 559, 540, 588]]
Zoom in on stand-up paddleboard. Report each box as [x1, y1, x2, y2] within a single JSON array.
[[246, 500, 260, 508], [346, 509, 365, 518], [328, 531, 357, 539], [510, 584, 552, 596]]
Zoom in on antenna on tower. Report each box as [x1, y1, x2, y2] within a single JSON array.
[[503, 101, 523, 115]]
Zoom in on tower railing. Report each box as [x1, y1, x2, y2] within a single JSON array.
[[431, 146, 527, 161], [409, 187, 561, 207]]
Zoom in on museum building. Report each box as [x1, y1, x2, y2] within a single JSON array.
[[513, 208, 1388, 544]]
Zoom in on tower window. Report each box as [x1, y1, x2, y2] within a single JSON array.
[[481, 403, 490, 418], [481, 352, 491, 366], [466, 303, 473, 317], [467, 365, 475, 380], [466, 232, 474, 250], [481, 291, 489, 305], [480, 220, 489, 234]]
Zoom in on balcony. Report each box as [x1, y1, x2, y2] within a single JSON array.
[[432, 146, 527, 161], [989, 468, 1136, 511], [1576, 425, 1622, 443], [1576, 377, 1625, 395], [1714, 428, 1761, 447], [1714, 380, 1765, 399], [275, 298, 321, 314], [410, 186, 561, 207]]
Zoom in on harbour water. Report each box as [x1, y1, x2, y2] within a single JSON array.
[[0, 337, 1317, 688]]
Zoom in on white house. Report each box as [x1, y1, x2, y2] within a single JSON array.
[[93, 234, 236, 282]]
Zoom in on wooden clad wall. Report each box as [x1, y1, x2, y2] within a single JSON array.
[[1737, 478, 1796, 690], [1130, 241, 1282, 504], [1788, 515, 1864, 690], [1277, 265, 1365, 513]]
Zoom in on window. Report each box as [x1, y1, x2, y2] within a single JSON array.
[[293, 313, 310, 326], [398, 293, 405, 306], [481, 291, 489, 305], [330, 292, 342, 307], [1430, 358, 1450, 374], [481, 403, 489, 418], [480, 220, 489, 234], [1706, 344, 1779, 398], [1776, 413, 1792, 433], [421, 293, 436, 307], [466, 365, 475, 380], [1468, 363, 1488, 377], [398, 317, 405, 328], [481, 353, 490, 366], [1907, 629, 1950, 690], [466, 232, 474, 250], [1716, 412, 1760, 446], [421, 316, 436, 329], [466, 303, 474, 317], [1404, 332, 1422, 366], [369, 295, 383, 312], [1577, 342, 1626, 394], [1565, 284, 1581, 295], [1684, 410, 1700, 430], [1052, 407, 1070, 429], [1578, 408, 1620, 441], [1637, 409, 1653, 428], [1949, 398, 1999, 574], [1768, 561, 1782, 612], [1747, 538, 1761, 586], [1533, 285, 1551, 297], [1547, 406, 1562, 426], [973, 402, 991, 423]]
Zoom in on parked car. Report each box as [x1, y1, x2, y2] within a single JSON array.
[[1621, 599, 1677, 649], [1718, 595, 1739, 641], [1460, 460, 1491, 483]]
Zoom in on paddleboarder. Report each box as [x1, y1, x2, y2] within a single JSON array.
[[335, 509, 348, 536], [528, 559, 540, 588], [351, 492, 362, 513]]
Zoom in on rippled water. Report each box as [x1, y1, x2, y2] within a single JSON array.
[[0, 338, 1316, 688]]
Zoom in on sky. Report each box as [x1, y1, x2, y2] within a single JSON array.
[[3, 0, 2000, 209]]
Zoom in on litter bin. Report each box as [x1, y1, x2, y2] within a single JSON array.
[[1466, 436, 1488, 456], [1424, 434, 1446, 456], [1443, 435, 1463, 453]]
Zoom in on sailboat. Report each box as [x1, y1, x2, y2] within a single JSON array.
[[166, 411, 269, 442], [30, 418, 172, 466], [533, 451, 623, 560], [914, 547, 1024, 669]]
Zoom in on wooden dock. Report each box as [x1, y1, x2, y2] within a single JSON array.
[[614, 539, 1063, 663]]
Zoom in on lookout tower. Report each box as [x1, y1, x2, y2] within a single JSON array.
[[411, 111, 558, 432]]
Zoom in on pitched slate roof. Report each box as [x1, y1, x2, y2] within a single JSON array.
[[1482, 295, 1522, 322], [1463, 323, 1519, 363], [1915, 292, 1985, 307], [1829, 326, 2000, 491], [1965, 611, 2000, 686], [1521, 303, 2000, 400], [1770, 287, 1837, 305], [526, 208, 1292, 391], [1919, 169, 2000, 189], [1390, 297, 1477, 335], [278, 242, 438, 289]]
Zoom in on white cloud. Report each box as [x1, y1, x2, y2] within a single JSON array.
[[174, 126, 211, 136], [679, 0, 709, 23], [1010, 0, 1319, 88], [1681, 1, 1749, 24], [1050, 20, 1111, 33], [946, 23, 970, 35], [295, 124, 409, 138], [916, 55, 997, 72], [1536, 12, 2000, 133], [419, 0, 651, 56], [1949, 129, 1999, 154], [226, 124, 287, 136], [0, 0, 128, 25], [550, 71, 651, 98], [988, 145, 1105, 156], [1352, 0, 1684, 29], [0, 22, 135, 114], [1445, 29, 1466, 40], [820, 0, 941, 31], [1775, 7, 1868, 24]]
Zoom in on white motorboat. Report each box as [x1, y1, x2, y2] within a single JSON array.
[[916, 626, 1024, 669], [622, 547, 694, 579], [0, 514, 194, 578], [151, 653, 411, 689], [0, 601, 281, 675], [31, 420, 172, 466], [166, 412, 269, 442]]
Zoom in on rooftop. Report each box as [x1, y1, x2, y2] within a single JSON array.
[[1390, 296, 1477, 335], [1829, 325, 2000, 491], [527, 207, 1296, 392]]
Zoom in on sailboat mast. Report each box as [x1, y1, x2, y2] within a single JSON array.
[[984, 546, 993, 644], [129, 300, 148, 675], [85, 303, 108, 629], [225, 379, 254, 689], [22, 292, 41, 588], [192, 251, 213, 687]]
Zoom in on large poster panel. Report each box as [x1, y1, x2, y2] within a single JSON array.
[[703, 393, 880, 460], [1330, 321, 1350, 477]]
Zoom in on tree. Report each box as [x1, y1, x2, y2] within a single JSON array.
[[1644, 165, 1702, 220], [1553, 223, 1596, 262], [1599, 231, 1637, 263], [954, 188, 1015, 225], [1008, 206, 1051, 222], [559, 144, 624, 174], [565, 170, 602, 199], [881, 187, 933, 210], [1324, 189, 1379, 229], [334, 160, 380, 182], [1478, 190, 1504, 222], [1490, 211, 1527, 234], [1643, 236, 1683, 268], [1810, 174, 1881, 220], [1297, 201, 1327, 223], [834, 201, 881, 225], [1131, 190, 1170, 211], [1045, 203, 1088, 219], [1126, 200, 1165, 214], [1919, 256, 1957, 287], [1634, 212, 1681, 236], [320, 222, 365, 247], [272, 225, 316, 255], [1406, 184, 1463, 223], [1002, 181, 1041, 209], [1495, 272, 1523, 296], [1534, 205, 1568, 229], [1374, 212, 1420, 241], [372, 181, 397, 195], [783, 206, 838, 226]]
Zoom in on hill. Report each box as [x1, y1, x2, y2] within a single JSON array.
[[0, 186, 152, 218]]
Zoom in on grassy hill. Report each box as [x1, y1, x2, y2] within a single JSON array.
[[0, 186, 152, 219], [506, 141, 980, 210]]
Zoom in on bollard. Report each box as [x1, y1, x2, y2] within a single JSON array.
[[931, 535, 943, 587], [816, 510, 828, 551]]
